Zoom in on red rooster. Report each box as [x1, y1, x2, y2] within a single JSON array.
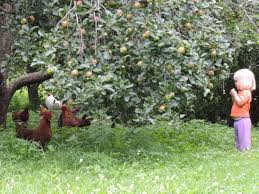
[[12, 107, 29, 123], [14, 106, 53, 147], [58, 104, 91, 127]]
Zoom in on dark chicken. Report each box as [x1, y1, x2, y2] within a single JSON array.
[[14, 106, 52, 147], [12, 107, 29, 123], [58, 104, 91, 127]]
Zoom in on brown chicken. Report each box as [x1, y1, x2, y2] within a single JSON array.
[[14, 106, 52, 147], [58, 104, 91, 127], [12, 108, 29, 123]]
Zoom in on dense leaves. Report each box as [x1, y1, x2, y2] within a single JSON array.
[[8, 0, 245, 124]]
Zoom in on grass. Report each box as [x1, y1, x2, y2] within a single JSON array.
[[0, 111, 258, 193]]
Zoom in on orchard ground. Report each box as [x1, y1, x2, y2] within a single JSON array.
[[0, 111, 258, 193]]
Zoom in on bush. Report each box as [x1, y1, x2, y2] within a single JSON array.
[[8, 89, 29, 112]]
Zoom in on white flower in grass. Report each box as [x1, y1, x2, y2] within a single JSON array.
[[155, 175, 159, 180], [142, 192, 147, 194], [11, 179, 15, 184], [67, 190, 73, 194], [93, 188, 101, 192], [79, 158, 83, 163], [159, 185, 165, 192], [98, 174, 105, 180], [67, 183, 71, 188], [76, 187, 80, 191], [75, 176, 80, 181], [219, 190, 224, 193]]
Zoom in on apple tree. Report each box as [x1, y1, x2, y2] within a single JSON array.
[[8, 0, 237, 125]]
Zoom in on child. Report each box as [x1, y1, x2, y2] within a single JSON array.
[[230, 69, 256, 151]]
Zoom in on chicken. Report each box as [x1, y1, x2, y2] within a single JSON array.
[[45, 93, 62, 110], [58, 104, 91, 127], [14, 106, 52, 147], [12, 108, 29, 123]]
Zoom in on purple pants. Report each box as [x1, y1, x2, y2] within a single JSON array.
[[234, 118, 251, 151]]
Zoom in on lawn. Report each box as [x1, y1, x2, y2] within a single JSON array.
[[0, 111, 258, 193]]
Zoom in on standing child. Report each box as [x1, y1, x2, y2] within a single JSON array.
[[230, 69, 256, 151]]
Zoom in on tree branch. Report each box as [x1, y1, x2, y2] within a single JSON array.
[[8, 71, 53, 94]]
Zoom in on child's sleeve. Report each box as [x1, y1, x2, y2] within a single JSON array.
[[239, 91, 251, 104]]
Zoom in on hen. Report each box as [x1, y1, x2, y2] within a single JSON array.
[[58, 104, 91, 127], [45, 93, 62, 110], [14, 106, 53, 147], [12, 107, 29, 123]]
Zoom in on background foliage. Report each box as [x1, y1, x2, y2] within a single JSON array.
[[4, 0, 258, 124]]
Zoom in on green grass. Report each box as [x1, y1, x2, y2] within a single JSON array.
[[0, 111, 258, 193]]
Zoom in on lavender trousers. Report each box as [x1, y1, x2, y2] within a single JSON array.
[[234, 118, 251, 151]]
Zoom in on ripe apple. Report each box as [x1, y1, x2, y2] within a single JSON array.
[[169, 92, 175, 97], [76, 0, 83, 6], [61, 20, 69, 28], [127, 13, 133, 20], [177, 47, 185, 54], [187, 62, 195, 69], [170, 69, 176, 75], [85, 71, 93, 79], [67, 60, 73, 65], [68, 99, 74, 105], [20, 18, 27, 25], [211, 49, 217, 58], [134, 2, 141, 8], [28, 15, 35, 23], [154, 36, 160, 41], [47, 68, 55, 75], [116, 9, 123, 17], [166, 64, 174, 72], [127, 27, 134, 34], [197, 9, 204, 16], [159, 105, 166, 111], [71, 69, 79, 77], [207, 70, 215, 76], [185, 22, 192, 29], [208, 83, 214, 89], [120, 46, 128, 54], [137, 60, 144, 67], [143, 30, 151, 38]]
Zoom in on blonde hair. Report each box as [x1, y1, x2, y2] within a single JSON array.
[[234, 69, 256, 91]]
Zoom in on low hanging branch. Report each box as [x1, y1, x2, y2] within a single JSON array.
[[0, 70, 53, 128], [8, 71, 53, 95]]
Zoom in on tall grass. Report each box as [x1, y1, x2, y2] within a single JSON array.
[[0, 112, 258, 193]]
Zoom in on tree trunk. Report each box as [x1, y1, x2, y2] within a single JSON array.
[[0, 89, 11, 129], [0, 71, 53, 128], [0, 3, 53, 128], [28, 84, 40, 110]]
